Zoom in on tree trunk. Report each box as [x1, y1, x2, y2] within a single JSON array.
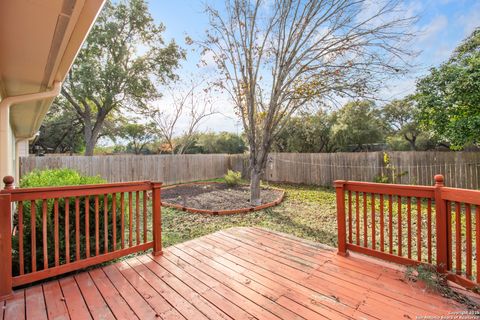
[[250, 168, 262, 206], [84, 138, 96, 156]]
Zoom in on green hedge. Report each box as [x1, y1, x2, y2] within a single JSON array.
[[12, 169, 123, 275]]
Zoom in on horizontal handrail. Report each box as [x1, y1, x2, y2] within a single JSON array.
[[342, 180, 435, 198], [336, 174, 480, 289], [1, 180, 152, 201]]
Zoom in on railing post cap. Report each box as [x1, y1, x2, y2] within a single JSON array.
[[334, 180, 346, 187], [3, 176, 14, 190], [434, 174, 444, 186]]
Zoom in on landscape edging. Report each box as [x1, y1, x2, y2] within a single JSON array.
[[161, 181, 285, 215]]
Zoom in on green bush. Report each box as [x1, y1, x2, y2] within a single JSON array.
[[224, 170, 242, 187], [12, 169, 123, 276]]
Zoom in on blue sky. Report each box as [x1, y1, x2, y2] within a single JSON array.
[[148, 0, 480, 133]]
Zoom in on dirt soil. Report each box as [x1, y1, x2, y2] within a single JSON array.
[[162, 183, 283, 211]]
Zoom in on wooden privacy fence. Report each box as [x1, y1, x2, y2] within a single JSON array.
[[0, 176, 162, 300], [262, 152, 480, 189], [20, 154, 232, 185], [335, 174, 480, 288], [21, 151, 480, 188]]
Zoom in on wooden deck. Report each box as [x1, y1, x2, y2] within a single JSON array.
[[0, 227, 469, 319]]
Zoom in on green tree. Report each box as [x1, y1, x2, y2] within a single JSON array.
[[31, 98, 84, 154], [331, 101, 384, 151], [61, 0, 184, 155], [118, 122, 156, 154], [415, 28, 480, 149], [197, 132, 247, 154], [272, 111, 337, 153], [381, 97, 422, 150]]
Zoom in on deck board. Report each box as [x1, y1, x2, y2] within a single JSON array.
[[1, 227, 470, 319]]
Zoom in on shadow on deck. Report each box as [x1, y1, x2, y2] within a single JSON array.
[[0, 227, 468, 319]]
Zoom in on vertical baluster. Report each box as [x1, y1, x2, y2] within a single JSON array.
[[397, 196, 402, 256], [388, 195, 393, 254], [371, 193, 376, 250], [143, 191, 147, 243], [355, 192, 360, 245], [18, 201, 24, 275], [348, 191, 352, 243], [447, 202, 452, 270], [417, 198, 422, 261], [85, 196, 90, 258], [455, 202, 461, 275], [95, 195, 99, 256], [129, 192, 133, 247], [31, 200, 37, 272], [136, 191, 140, 245], [104, 194, 109, 253], [75, 197, 80, 261], [121, 193, 125, 249], [42, 200, 48, 270], [65, 198, 70, 264], [380, 194, 384, 252], [363, 192, 367, 247], [407, 197, 411, 259], [476, 206, 480, 283], [427, 199, 432, 264], [112, 193, 116, 251], [466, 204, 472, 279], [54, 199, 59, 267]]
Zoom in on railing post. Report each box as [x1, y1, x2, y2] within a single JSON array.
[[151, 182, 163, 256], [0, 191, 13, 300], [335, 180, 348, 257], [434, 174, 448, 273]]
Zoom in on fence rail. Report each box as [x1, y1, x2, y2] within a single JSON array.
[[21, 151, 480, 189], [0, 176, 162, 300], [335, 175, 480, 288]]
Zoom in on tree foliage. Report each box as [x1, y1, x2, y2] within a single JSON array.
[[415, 27, 480, 149], [117, 122, 156, 154], [331, 101, 384, 151], [381, 97, 422, 150], [272, 111, 337, 153], [61, 0, 184, 155], [31, 98, 84, 154]]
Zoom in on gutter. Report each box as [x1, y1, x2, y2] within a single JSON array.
[[0, 82, 62, 112], [0, 82, 62, 183]]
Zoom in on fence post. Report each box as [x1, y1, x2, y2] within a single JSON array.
[[0, 190, 13, 300], [434, 174, 448, 273], [335, 180, 348, 257], [151, 182, 163, 256]]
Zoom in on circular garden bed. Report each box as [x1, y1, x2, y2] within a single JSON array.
[[161, 182, 284, 215]]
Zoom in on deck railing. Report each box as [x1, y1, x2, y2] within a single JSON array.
[[335, 174, 480, 288], [0, 176, 162, 300]]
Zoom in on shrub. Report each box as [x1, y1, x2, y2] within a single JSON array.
[[12, 169, 123, 276], [224, 170, 242, 187]]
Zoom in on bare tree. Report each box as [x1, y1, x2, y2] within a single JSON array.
[[151, 80, 217, 154], [200, 0, 417, 204]]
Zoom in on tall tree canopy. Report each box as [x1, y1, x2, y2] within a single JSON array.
[[202, 0, 416, 203], [331, 101, 384, 151], [415, 27, 480, 149], [61, 0, 184, 155], [381, 97, 422, 150]]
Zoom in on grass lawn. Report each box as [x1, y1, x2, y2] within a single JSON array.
[[162, 182, 339, 248]]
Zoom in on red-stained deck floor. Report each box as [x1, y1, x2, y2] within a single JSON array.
[[0, 227, 470, 319]]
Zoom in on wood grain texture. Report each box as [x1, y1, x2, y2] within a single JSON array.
[[1, 227, 467, 319]]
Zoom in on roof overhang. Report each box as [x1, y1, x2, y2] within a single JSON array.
[[0, 0, 105, 139]]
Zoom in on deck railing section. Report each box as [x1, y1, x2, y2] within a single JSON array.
[[336, 174, 480, 288], [0, 177, 162, 300]]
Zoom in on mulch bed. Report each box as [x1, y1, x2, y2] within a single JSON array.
[[161, 182, 284, 214]]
